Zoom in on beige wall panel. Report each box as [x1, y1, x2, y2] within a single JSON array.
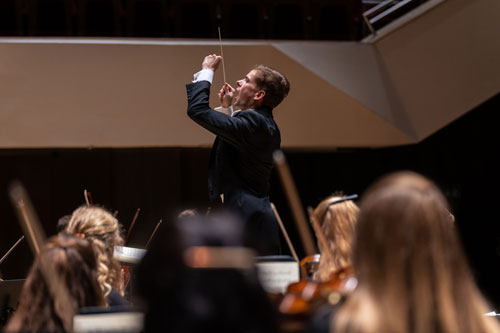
[[374, 0, 500, 139], [0, 39, 413, 149]]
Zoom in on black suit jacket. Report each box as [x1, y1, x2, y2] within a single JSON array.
[[186, 80, 281, 254], [186, 80, 280, 202]]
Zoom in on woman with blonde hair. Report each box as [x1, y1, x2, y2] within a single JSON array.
[[311, 194, 359, 282], [4, 233, 105, 332], [333, 171, 500, 333], [65, 205, 126, 306]]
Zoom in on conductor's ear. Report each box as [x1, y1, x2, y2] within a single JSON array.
[[254, 90, 265, 102]]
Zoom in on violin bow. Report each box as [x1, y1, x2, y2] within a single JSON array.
[[270, 203, 299, 263], [122, 208, 141, 292], [273, 150, 317, 256], [146, 219, 162, 249], [307, 207, 336, 269], [9, 183, 45, 256], [8, 181, 74, 331], [0, 235, 25, 265], [84, 189, 92, 206], [125, 208, 141, 244]]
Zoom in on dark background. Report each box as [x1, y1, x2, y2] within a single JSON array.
[[1, 92, 499, 308], [1, 0, 411, 40]]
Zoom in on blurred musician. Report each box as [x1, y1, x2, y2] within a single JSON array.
[[4, 234, 105, 332], [311, 194, 359, 283], [330, 172, 500, 333], [56, 214, 72, 234], [135, 212, 278, 333]]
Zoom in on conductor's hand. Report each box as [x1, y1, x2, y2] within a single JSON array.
[[218, 83, 236, 108], [202, 54, 222, 71]]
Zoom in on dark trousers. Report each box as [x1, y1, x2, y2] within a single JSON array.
[[224, 191, 281, 256]]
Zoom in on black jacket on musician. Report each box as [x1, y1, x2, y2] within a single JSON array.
[[186, 80, 280, 255]]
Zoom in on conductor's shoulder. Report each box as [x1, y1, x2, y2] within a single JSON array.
[[186, 80, 211, 92], [233, 109, 262, 117]]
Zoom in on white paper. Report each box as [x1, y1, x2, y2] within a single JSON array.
[[256, 261, 300, 294], [73, 312, 143, 333], [113, 246, 146, 264]]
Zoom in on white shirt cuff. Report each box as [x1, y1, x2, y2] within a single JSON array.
[[193, 69, 214, 84], [214, 105, 235, 116]]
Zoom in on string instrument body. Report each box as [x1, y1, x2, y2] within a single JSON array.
[[277, 266, 356, 332]]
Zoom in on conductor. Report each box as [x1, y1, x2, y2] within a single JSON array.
[[186, 54, 290, 255]]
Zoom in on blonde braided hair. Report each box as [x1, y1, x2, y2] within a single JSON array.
[[66, 206, 124, 302]]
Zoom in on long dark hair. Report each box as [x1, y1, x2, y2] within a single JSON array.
[[5, 233, 105, 332], [136, 213, 278, 333]]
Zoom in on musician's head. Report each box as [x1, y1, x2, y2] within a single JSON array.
[[312, 194, 359, 282], [334, 171, 499, 333], [136, 212, 278, 333], [6, 233, 104, 332], [56, 214, 72, 233], [234, 65, 289, 110], [354, 171, 457, 289], [66, 205, 124, 298]]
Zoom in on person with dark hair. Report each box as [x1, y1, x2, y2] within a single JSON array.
[[186, 54, 290, 255], [56, 214, 72, 233], [328, 171, 500, 333], [4, 233, 105, 333], [135, 213, 278, 333]]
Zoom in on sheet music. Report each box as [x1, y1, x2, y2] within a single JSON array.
[[256, 261, 300, 294], [113, 246, 146, 264]]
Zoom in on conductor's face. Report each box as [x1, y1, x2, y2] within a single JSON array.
[[234, 69, 264, 110]]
